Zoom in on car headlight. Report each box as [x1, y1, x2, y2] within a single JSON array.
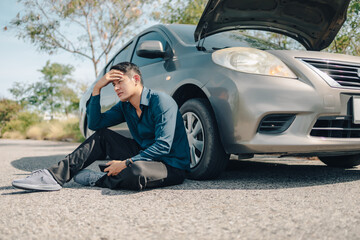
[[212, 47, 297, 78]]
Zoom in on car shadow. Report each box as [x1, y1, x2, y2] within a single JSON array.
[[178, 159, 360, 190], [8, 155, 360, 195]]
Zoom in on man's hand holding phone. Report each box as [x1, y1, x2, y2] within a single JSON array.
[[99, 160, 127, 176]]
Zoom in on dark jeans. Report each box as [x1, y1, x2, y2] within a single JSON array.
[[47, 129, 186, 191]]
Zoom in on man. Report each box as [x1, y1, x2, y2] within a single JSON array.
[[12, 62, 191, 191]]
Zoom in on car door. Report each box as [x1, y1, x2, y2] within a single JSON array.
[[98, 58, 116, 113], [104, 42, 134, 137], [130, 31, 174, 93]]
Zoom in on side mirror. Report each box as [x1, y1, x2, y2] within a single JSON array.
[[136, 40, 169, 59]]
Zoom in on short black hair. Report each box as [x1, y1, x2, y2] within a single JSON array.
[[110, 62, 143, 85]]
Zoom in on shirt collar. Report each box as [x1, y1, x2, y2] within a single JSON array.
[[140, 86, 150, 107]]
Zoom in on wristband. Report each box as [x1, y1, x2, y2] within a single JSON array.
[[125, 158, 133, 167]]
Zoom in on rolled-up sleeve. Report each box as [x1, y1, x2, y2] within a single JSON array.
[[86, 95, 125, 130]]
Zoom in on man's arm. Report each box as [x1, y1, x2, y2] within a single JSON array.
[[86, 96, 125, 130], [92, 69, 123, 96], [131, 94, 178, 162], [86, 70, 125, 130]]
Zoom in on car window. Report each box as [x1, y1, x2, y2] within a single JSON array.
[[203, 31, 286, 51], [131, 31, 169, 67], [105, 42, 133, 73], [105, 59, 114, 73], [167, 25, 303, 51], [113, 42, 133, 65]]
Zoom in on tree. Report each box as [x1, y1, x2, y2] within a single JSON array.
[[59, 84, 79, 116], [326, 0, 360, 56], [8, 0, 150, 77], [1, 111, 41, 136], [152, 0, 206, 25], [0, 99, 23, 133], [9, 61, 78, 119]]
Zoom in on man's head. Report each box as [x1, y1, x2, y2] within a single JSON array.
[[109, 62, 143, 102], [110, 62, 143, 85]]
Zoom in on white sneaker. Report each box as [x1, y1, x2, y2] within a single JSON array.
[[12, 169, 62, 191]]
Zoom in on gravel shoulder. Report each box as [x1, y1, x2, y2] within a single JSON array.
[[1, 139, 360, 240]]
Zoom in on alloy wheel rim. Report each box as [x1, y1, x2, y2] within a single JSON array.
[[183, 112, 205, 168]]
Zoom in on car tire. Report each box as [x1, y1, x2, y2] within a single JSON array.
[[180, 98, 230, 180], [319, 154, 360, 168]]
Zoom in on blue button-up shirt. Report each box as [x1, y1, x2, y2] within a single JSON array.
[[86, 87, 190, 170]]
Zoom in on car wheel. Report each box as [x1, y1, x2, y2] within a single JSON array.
[[319, 154, 360, 168], [180, 98, 230, 180]]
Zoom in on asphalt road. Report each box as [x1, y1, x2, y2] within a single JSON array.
[[1, 139, 360, 240]]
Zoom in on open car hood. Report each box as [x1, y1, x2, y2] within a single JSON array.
[[194, 0, 351, 50]]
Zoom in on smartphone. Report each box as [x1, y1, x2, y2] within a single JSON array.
[[98, 163, 108, 172]]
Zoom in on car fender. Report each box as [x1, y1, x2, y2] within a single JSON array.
[[171, 79, 232, 154], [171, 79, 209, 98]]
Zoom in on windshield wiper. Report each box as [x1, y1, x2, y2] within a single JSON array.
[[212, 46, 231, 50]]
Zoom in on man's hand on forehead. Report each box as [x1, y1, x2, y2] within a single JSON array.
[[94, 69, 127, 95], [107, 69, 125, 83], [109, 69, 125, 77], [110, 69, 125, 75]]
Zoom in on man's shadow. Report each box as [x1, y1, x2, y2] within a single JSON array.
[[7, 155, 360, 195]]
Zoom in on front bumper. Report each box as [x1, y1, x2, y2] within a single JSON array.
[[204, 62, 360, 156], [228, 131, 360, 156]]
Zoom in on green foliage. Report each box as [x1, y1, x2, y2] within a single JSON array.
[[2, 115, 84, 142], [152, 0, 206, 25], [1, 111, 41, 135], [9, 61, 79, 118], [25, 118, 85, 142], [63, 119, 85, 142], [0, 99, 22, 129], [6, 61, 84, 142], [60, 85, 80, 115], [326, 0, 360, 55], [8, 0, 151, 77]]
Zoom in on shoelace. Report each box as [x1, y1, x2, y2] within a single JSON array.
[[27, 169, 45, 178]]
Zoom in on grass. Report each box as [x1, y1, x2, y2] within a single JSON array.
[[2, 118, 85, 142]]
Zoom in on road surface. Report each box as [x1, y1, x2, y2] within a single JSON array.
[[1, 139, 360, 239]]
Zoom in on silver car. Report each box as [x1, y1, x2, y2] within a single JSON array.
[[80, 0, 360, 179]]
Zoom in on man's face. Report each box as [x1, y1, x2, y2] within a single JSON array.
[[111, 71, 137, 102]]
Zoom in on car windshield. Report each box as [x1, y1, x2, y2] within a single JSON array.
[[167, 24, 304, 51], [202, 31, 285, 50]]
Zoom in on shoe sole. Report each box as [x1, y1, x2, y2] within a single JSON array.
[[12, 182, 62, 191]]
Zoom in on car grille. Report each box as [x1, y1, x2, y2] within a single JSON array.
[[310, 116, 360, 138], [258, 114, 295, 134], [301, 58, 360, 88]]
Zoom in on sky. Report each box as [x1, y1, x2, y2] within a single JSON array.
[[0, 0, 155, 100]]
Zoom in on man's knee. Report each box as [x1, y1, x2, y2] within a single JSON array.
[[114, 162, 162, 191], [93, 128, 110, 136], [118, 165, 146, 191], [130, 161, 145, 177], [130, 161, 168, 179], [129, 161, 177, 189], [88, 128, 115, 142]]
